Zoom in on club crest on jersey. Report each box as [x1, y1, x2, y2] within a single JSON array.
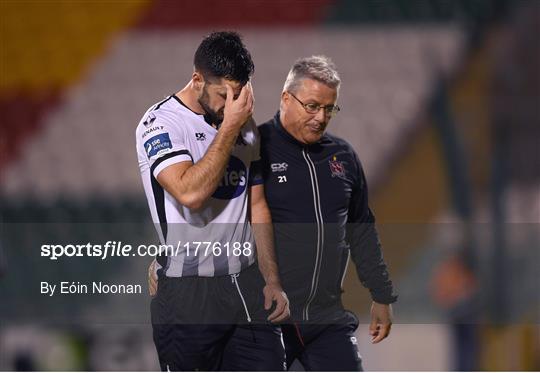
[[329, 156, 346, 178], [144, 133, 172, 159], [143, 113, 156, 127], [195, 133, 206, 141], [212, 156, 247, 200]]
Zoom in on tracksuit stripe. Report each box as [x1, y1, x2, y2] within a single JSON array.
[[301, 148, 324, 321]]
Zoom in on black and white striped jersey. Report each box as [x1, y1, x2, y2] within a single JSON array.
[[136, 95, 262, 277]]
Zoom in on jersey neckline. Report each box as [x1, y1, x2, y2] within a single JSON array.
[[171, 94, 218, 130]]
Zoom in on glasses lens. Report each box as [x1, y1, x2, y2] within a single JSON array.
[[322, 106, 339, 117], [305, 103, 320, 114]]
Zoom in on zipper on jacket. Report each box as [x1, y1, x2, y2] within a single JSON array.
[[301, 147, 324, 321], [340, 250, 350, 290], [231, 273, 252, 322]]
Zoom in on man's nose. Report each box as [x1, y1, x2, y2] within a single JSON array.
[[314, 107, 328, 123]]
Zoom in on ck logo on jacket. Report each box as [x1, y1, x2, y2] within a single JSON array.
[[271, 162, 288, 173]]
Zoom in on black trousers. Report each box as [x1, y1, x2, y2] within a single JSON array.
[[282, 311, 363, 371], [152, 323, 285, 371], [151, 264, 285, 371]]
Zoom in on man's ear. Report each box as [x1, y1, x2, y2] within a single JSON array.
[[279, 91, 289, 112], [192, 71, 205, 90]]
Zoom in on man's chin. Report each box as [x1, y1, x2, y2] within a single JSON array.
[[203, 112, 223, 126], [209, 111, 223, 125], [304, 133, 323, 144]]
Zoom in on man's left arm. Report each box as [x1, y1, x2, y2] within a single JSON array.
[[249, 183, 290, 323], [346, 152, 397, 343]]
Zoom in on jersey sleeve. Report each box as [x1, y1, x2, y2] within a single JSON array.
[[140, 111, 193, 178]]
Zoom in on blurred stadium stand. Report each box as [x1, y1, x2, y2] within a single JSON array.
[[0, 27, 463, 200], [1, 0, 538, 370]]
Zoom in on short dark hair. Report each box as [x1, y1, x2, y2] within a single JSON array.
[[194, 31, 254, 86]]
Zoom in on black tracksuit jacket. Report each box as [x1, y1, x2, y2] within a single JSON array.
[[259, 112, 397, 322]]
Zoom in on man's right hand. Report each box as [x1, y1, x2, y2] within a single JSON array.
[[221, 82, 254, 131], [264, 283, 290, 323], [148, 259, 158, 297]]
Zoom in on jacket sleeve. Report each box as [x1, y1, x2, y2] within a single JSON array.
[[346, 151, 397, 304]]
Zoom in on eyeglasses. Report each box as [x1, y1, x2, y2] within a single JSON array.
[[288, 92, 340, 117]]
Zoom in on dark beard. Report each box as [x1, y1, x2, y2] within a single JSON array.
[[198, 88, 223, 127]]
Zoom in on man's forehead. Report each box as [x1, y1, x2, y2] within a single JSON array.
[[296, 79, 337, 102], [214, 78, 243, 94]]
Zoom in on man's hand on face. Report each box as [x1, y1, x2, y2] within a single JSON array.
[[264, 283, 290, 323], [369, 301, 393, 343], [221, 82, 254, 131], [148, 259, 158, 297]]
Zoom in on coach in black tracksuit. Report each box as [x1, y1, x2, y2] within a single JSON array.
[[259, 56, 397, 371]]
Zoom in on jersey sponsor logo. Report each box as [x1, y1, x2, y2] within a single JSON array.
[[329, 156, 346, 178], [144, 133, 172, 158], [271, 162, 288, 173], [143, 113, 156, 127], [142, 125, 164, 139], [195, 133, 206, 141], [212, 156, 247, 200]]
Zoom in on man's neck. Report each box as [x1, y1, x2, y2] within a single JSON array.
[[176, 81, 218, 128], [175, 81, 204, 115]]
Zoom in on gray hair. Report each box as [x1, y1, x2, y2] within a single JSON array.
[[282, 55, 341, 93]]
